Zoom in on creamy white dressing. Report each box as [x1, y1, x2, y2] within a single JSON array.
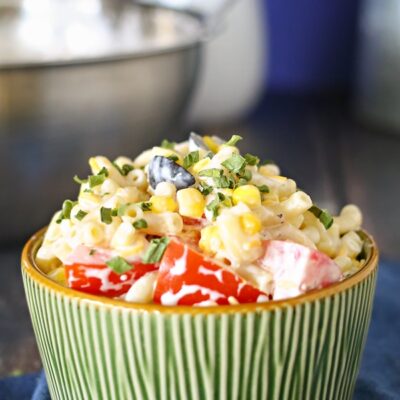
[[198, 265, 225, 284], [169, 246, 188, 276], [160, 284, 225, 306]]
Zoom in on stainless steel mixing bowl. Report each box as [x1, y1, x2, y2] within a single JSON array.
[[0, 0, 206, 242]]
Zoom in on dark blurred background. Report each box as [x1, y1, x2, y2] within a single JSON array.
[[0, 0, 399, 395]]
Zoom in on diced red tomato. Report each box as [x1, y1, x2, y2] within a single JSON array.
[[182, 216, 206, 227], [259, 240, 342, 300], [64, 245, 157, 297], [65, 262, 158, 297], [153, 238, 269, 306]]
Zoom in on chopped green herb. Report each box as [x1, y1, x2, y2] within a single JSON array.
[[89, 249, 96, 256], [237, 178, 249, 186], [167, 155, 179, 162], [133, 219, 148, 229], [142, 237, 170, 263], [89, 174, 106, 188], [244, 153, 260, 166], [213, 175, 235, 189], [238, 169, 252, 182], [122, 164, 134, 175], [106, 256, 133, 274], [56, 200, 77, 223], [83, 188, 93, 193], [225, 135, 243, 147], [100, 207, 113, 224], [160, 139, 175, 150], [198, 182, 213, 196], [138, 202, 152, 212], [116, 203, 128, 216], [73, 175, 87, 185], [308, 205, 334, 230], [257, 184, 270, 193], [113, 162, 134, 176], [221, 154, 246, 174], [183, 151, 200, 169], [198, 168, 223, 178], [97, 167, 109, 177], [111, 208, 119, 217], [75, 210, 88, 221], [206, 192, 226, 219]]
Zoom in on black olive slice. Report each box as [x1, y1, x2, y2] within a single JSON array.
[[148, 156, 195, 190]]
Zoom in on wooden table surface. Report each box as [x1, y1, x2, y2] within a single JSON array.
[[1, 93, 399, 377]]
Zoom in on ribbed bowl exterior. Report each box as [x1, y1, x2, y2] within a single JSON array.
[[22, 230, 378, 400]]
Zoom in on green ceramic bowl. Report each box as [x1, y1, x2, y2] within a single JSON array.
[[22, 228, 378, 400]]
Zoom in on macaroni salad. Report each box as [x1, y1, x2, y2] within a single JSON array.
[[36, 134, 366, 305]]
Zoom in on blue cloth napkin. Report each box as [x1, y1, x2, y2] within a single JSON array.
[[1, 260, 399, 400], [0, 371, 49, 400]]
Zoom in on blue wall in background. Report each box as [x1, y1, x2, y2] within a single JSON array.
[[266, 0, 361, 92]]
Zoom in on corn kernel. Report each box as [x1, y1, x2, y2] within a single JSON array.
[[150, 195, 178, 213], [199, 226, 221, 254], [232, 185, 261, 207], [48, 267, 67, 286], [203, 136, 219, 153], [177, 188, 205, 218], [240, 213, 262, 235], [192, 158, 211, 174]]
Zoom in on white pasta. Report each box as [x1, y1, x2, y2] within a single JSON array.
[[144, 212, 183, 235], [128, 169, 147, 190], [110, 222, 137, 248], [335, 204, 363, 235], [124, 271, 158, 303], [259, 164, 281, 176], [337, 231, 363, 258], [155, 182, 177, 198], [301, 225, 321, 244], [215, 205, 263, 267], [133, 147, 180, 168], [280, 191, 313, 218], [81, 221, 105, 246]]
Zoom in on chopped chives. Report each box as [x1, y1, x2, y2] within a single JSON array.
[[133, 219, 148, 229], [183, 151, 200, 169], [308, 205, 334, 230], [75, 210, 88, 221], [141, 237, 170, 263], [106, 256, 133, 274], [225, 135, 243, 146], [100, 207, 113, 224]]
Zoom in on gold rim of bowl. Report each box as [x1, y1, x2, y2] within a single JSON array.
[[21, 227, 379, 314]]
